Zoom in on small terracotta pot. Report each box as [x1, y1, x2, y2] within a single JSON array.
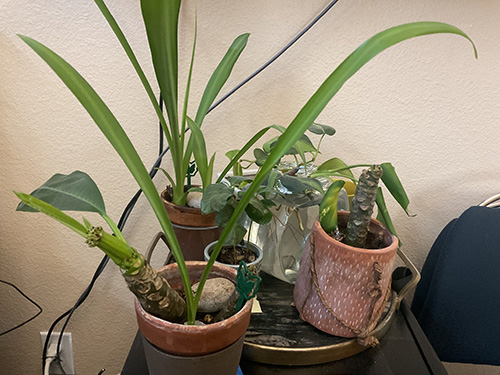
[[135, 261, 253, 357], [293, 212, 398, 338], [161, 189, 223, 261], [161, 189, 217, 227]]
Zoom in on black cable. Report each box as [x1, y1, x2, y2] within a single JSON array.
[[206, 0, 340, 115], [0, 280, 43, 336], [43, 0, 340, 371]]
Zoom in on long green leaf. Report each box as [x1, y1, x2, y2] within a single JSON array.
[[195, 22, 476, 308], [381, 162, 411, 215], [375, 187, 399, 239], [181, 10, 198, 147], [141, 0, 180, 134], [216, 126, 272, 183], [181, 33, 251, 188], [186, 117, 210, 188], [195, 33, 250, 126], [16, 171, 106, 215], [15, 192, 88, 237], [141, 0, 186, 205], [319, 180, 345, 233], [19, 35, 194, 316], [94, 0, 172, 146]]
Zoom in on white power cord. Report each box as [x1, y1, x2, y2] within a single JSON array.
[[44, 342, 58, 375]]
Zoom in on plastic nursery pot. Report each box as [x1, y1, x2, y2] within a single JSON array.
[[161, 189, 223, 261], [293, 212, 398, 339], [141, 333, 245, 375], [204, 240, 263, 275], [134, 261, 253, 357]]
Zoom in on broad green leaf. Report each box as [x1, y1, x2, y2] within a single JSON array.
[[223, 223, 247, 247], [226, 176, 254, 186], [308, 122, 336, 136], [15, 192, 87, 237], [278, 175, 323, 193], [215, 203, 235, 228], [200, 183, 234, 214], [265, 169, 279, 192], [16, 171, 106, 215], [254, 148, 269, 167], [262, 135, 279, 154], [261, 198, 276, 207], [141, 0, 181, 136], [375, 187, 399, 239], [194, 22, 476, 312], [319, 180, 345, 233], [317, 158, 356, 180], [195, 33, 249, 126], [225, 149, 240, 161], [245, 198, 272, 225], [380, 162, 410, 215], [283, 134, 317, 155]]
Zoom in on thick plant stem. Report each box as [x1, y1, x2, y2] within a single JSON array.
[[346, 165, 383, 248], [86, 226, 187, 323], [123, 260, 187, 323]]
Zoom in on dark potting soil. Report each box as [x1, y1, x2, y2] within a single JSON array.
[[216, 245, 256, 265], [329, 224, 386, 250]]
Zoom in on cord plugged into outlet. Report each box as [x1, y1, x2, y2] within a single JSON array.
[[41, 332, 75, 375]]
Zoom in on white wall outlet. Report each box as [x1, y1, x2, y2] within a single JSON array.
[[40, 332, 75, 375]]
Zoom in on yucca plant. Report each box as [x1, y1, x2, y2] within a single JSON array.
[[15, 0, 476, 326]]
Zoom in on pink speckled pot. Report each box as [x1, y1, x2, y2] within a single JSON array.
[[135, 261, 253, 357], [293, 213, 398, 338]]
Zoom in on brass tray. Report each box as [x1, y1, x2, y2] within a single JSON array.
[[243, 248, 419, 366]]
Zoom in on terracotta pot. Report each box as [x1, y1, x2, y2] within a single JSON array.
[[161, 189, 223, 261], [293, 212, 398, 339], [135, 261, 253, 357]]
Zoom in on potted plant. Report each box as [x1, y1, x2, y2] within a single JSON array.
[[104, 0, 263, 261], [202, 122, 337, 279], [201, 174, 272, 275], [293, 163, 412, 347], [14, 0, 475, 369]]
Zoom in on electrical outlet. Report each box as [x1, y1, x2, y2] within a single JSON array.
[[40, 332, 75, 375]]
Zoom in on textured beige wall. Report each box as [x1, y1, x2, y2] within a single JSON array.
[[1, 0, 499, 374]]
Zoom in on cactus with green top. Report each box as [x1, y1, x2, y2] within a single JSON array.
[[315, 163, 408, 249], [346, 165, 383, 248]]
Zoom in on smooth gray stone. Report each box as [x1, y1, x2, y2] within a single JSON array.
[[192, 278, 235, 313]]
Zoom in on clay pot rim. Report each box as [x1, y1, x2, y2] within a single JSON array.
[[314, 212, 398, 255], [161, 189, 205, 215], [134, 261, 253, 333]]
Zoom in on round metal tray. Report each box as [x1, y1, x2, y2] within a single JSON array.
[[242, 272, 397, 366]]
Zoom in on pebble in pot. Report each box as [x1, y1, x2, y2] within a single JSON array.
[[192, 277, 235, 313]]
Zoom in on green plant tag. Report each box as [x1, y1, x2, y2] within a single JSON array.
[[235, 261, 261, 312]]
